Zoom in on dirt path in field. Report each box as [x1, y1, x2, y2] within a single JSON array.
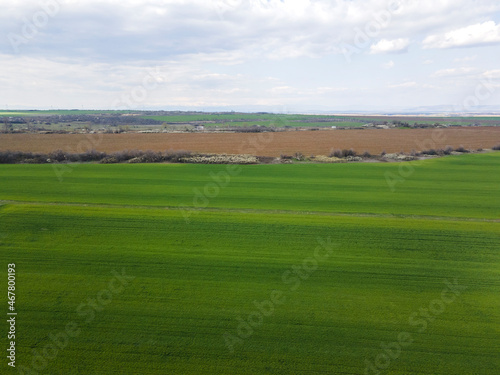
[[1, 127, 499, 156]]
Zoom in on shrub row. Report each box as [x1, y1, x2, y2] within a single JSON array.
[[0, 149, 192, 164], [419, 146, 478, 156], [312, 155, 344, 163], [329, 148, 357, 158], [0, 150, 261, 165], [180, 154, 259, 164], [1, 145, 497, 165]]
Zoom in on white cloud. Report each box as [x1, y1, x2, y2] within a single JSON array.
[[2, 0, 497, 63], [269, 86, 296, 94], [481, 70, 500, 89], [370, 38, 410, 54], [454, 55, 477, 63], [432, 67, 476, 77], [316, 87, 348, 94], [483, 70, 500, 79], [382, 60, 395, 69], [2, 0, 500, 110], [389, 82, 418, 89], [423, 59, 434, 65], [423, 21, 500, 49]]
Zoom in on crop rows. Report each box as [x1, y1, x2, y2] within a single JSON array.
[[0, 153, 498, 374]]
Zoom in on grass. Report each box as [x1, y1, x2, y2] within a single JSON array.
[[0, 153, 499, 374], [1, 153, 499, 219]]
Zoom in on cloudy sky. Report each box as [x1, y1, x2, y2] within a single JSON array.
[[1, 0, 500, 112]]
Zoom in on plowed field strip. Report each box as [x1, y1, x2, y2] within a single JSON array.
[[1, 127, 499, 156]]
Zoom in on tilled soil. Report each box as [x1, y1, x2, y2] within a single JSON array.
[[1, 127, 499, 157]]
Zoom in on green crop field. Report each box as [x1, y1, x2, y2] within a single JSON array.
[[142, 114, 367, 127], [2, 110, 499, 129], [141, 113, 500, 128], [142, 113, 286, 122], [141, 114, 315, 127], [0, 110, 131, 117], [1, 153, 499, 374]]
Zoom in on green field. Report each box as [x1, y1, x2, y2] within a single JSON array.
[[1, 154, 499, 374], [122, 113, 500, 127], [0, 110, 131, 117], [141, 113, 367, 128], [3, 110, 499, 130]]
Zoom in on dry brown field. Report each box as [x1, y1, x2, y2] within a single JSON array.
[[1, 127, 499, 157]]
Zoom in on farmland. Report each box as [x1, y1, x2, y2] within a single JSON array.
[[142, 113, 500, 128], [140, 113, 370, 128], [0, 153, 499, 374], [2, 110, 500, 134], [1, 127, 500, 156], [0, 110, 132, 117]]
